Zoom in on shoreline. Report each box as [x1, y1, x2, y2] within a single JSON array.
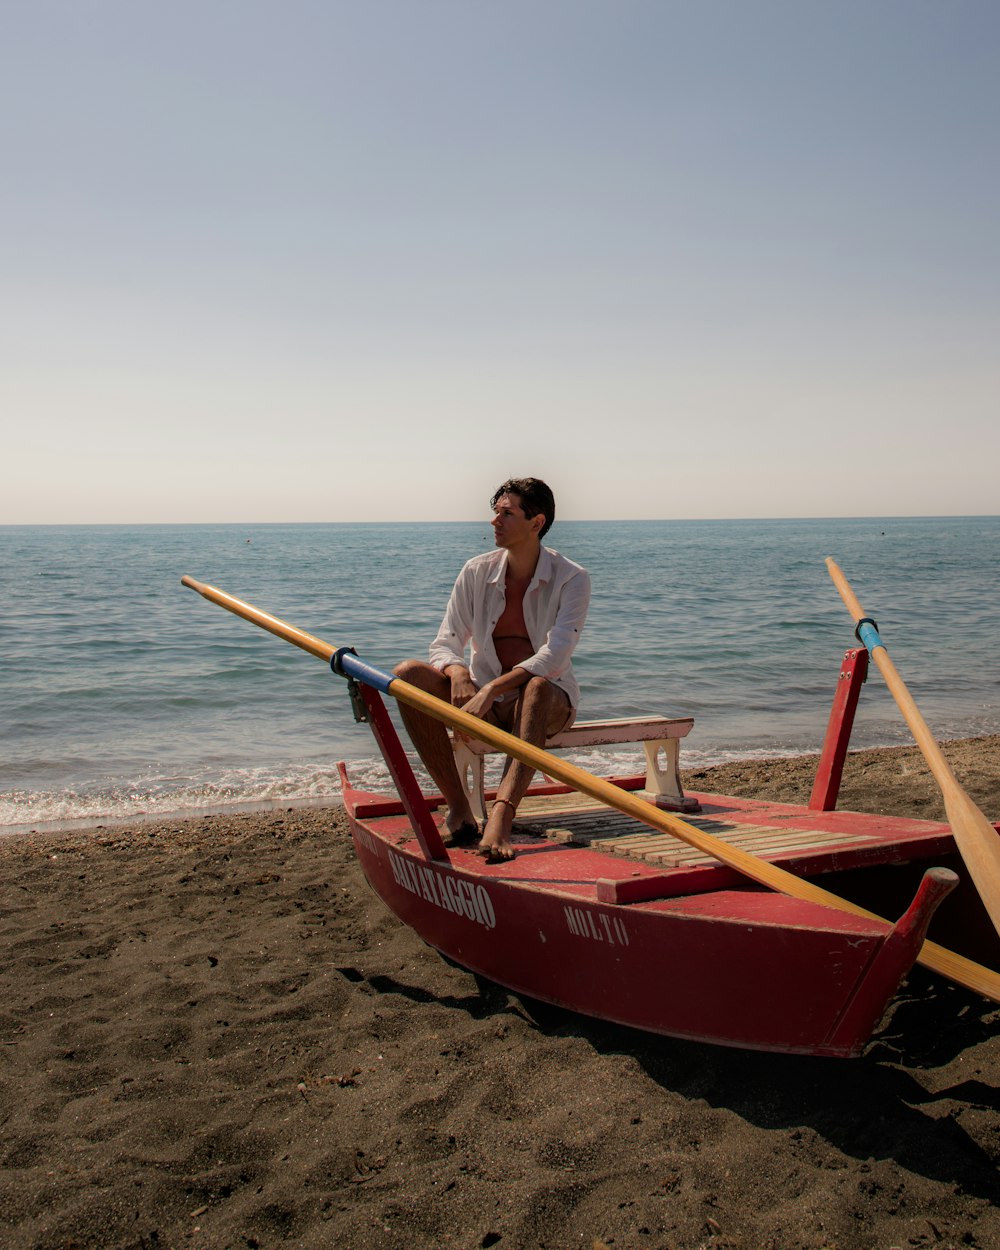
[[2, 737, 999, 1249], [0, 792, 349, 841], [4, 732, 998, 843]]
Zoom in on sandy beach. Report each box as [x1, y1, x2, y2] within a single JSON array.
[[2, 737, 999, 1250]]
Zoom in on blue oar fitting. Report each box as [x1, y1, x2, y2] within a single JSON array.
[[330, 646, 357, 676], [331, 646, 395, 694], [854, 616, 885, 654]]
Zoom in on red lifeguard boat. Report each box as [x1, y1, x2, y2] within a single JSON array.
[[182, 576, 1000, 1058]]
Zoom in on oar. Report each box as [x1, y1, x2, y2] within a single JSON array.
[[182, 574, 1000, 1003], [826, 558, 1000, 942]]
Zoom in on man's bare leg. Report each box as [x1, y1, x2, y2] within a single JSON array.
[[392, 659, 478, 838], [478, 677, 570, 862]]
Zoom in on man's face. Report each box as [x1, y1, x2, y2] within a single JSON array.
[[491, 492, 541, 549]]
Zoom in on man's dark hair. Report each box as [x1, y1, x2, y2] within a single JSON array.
[[491, 477, 556, 539]]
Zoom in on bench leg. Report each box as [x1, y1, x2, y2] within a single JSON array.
[[452, 739, 487, 824], [643, 739, 701, 813]]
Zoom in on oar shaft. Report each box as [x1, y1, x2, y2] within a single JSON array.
[[824, 559, 866, 622], [824, 560, 953, 786], [182, 575, 1000, 1002], [182, 575, 834, 892], [181, 576, 336, 662]]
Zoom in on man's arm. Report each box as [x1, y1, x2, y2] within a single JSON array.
[[515, 567, 591, 682], [428, 564, 481, 708], [458, 665, 531, 721]]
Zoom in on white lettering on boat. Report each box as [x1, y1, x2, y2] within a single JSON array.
[[387, 850, 496, 930], [564, 904, 629, 947], [354, 825, 379, 857]]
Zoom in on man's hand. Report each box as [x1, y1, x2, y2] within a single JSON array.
[[459, 686, 499, 721], [446, 666, 478, 710], [459, 670, 529, 726]]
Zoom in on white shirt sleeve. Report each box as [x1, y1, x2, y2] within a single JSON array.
[[516, 566, 591, 681], [428, 564, 475, 672]]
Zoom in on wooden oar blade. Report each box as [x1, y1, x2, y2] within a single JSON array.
[[943, 789, 1000, 920]]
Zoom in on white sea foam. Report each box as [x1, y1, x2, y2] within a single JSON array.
[[0, 743, 813, 835]]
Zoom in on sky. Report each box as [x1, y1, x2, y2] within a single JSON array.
[[2, 1, 998, 524]]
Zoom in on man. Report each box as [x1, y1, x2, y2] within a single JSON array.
[[394, 477, 590, 862]]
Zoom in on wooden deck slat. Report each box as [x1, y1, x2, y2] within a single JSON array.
[[516, 797, 874, 870], [642, 833, 864, 868]]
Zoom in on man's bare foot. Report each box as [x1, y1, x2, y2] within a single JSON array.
[[477, 798, 516, 862], [444, 805, 480, 846]]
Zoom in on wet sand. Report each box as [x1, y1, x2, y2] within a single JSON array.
[[2, 737, 999, 1250]]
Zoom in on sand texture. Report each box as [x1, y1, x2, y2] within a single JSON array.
[[2, 737, 999, 1250]]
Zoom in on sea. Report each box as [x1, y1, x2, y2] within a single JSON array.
[[2, 517, 998, 836]]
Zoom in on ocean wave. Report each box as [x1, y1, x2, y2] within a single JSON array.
[[0, 743, 812, 836]]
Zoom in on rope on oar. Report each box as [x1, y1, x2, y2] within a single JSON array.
[[182, 575, 1000, 1003], [826, 558, 1000, 944]]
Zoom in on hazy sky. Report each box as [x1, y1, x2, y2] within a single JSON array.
[[3, 1, 997, 524]]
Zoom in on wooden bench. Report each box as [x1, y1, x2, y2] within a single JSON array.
[[452, 715, 698, 822]]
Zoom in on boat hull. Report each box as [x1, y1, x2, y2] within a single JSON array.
[[343, 798, 937, 1058]]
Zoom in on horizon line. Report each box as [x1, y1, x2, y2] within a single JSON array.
[[3, 513, 998, 528]]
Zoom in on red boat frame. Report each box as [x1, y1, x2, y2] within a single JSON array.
[[335, 649, 990, 1057]]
